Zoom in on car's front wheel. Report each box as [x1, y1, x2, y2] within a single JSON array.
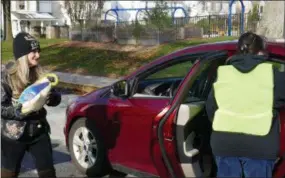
[[68, 118, 110, 177]]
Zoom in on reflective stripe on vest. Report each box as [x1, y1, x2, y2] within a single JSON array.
[[212, 63, 274, 136]]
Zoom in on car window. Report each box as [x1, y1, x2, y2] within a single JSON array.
[[146, 61, 193, 80], [183, 66, 212, 103], [131, 51, 229, 99], [183, 56, 227, 103], [133, 58, 199, 98]]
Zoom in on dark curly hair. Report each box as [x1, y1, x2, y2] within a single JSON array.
[[237, 31, 267, 55]]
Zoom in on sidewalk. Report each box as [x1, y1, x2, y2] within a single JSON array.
[[54, 71, 120, 88]]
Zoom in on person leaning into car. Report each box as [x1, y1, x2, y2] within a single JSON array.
[[206, 32, 285, 177]]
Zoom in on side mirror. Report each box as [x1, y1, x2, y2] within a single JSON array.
[[111, 80, 129, 97]]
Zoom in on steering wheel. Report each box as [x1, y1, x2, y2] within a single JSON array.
[[166, 81, 181, 97], [143, 81, 181, 97], [142, 83, 163, 96], [143, 86, 156, 95]]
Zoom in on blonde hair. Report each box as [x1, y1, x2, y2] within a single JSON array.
[[7, 55, 45, 98]]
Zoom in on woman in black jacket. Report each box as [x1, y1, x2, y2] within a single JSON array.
[[1, 32, 61, 178]]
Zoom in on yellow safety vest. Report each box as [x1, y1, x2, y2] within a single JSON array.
[[212, 63, 274, 136]]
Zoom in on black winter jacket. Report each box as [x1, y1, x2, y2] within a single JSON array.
[[1, 62, 61, 142], [206, 54, 285, 160]]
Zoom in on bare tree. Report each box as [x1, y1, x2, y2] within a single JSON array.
[[1, 0, 13, 40], [64, 0, 105, 39]]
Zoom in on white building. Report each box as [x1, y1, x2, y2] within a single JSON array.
[[6, 1, 70, 37]]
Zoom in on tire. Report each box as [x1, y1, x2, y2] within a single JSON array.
[[68, 118, 110, 177]]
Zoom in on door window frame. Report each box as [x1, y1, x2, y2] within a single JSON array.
[[128, 51, 213, 99], [156, 50, 229, 178]]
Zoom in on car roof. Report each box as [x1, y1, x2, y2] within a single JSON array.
[[127, 40, 285, 78], [172, 40, 284, 57]]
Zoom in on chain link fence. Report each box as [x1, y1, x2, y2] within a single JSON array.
[[69, 13, 260, 45]]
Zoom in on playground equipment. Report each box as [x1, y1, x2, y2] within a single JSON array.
[[18, 73, 59, 114], [104, 6, 188, 24], [228, 0, 245, 36], [104, 1, 245, 36]]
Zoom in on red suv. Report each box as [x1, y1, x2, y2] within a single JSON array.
[[64, 41, 285, 178]]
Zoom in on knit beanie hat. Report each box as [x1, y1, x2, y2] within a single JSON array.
[[13, 32, 40, 60]]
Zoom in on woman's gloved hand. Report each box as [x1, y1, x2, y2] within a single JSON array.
[[46, 90, 61, 107], [1, 103, 27, 120], [46, 92, 52, 104], [47, 76, 55, 83], [14, 103, 23, 118], [14, 103, 32, 119]]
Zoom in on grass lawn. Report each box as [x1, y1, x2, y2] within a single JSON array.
[[1, 38, 69, 61], [1, 36, 237, 78]]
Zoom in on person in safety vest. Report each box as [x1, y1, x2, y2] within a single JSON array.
[[1, 32, 61, 178], [206, 32, 285, 177]]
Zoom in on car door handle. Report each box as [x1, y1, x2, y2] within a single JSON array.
[[113, 117, 120, 124]]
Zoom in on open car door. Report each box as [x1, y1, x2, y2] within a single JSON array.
[[151, 51, 229, 178]]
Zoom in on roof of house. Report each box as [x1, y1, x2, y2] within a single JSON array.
[[11, 12, 58, 21]]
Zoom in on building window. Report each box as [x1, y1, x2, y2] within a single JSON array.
[[260, 6, 264, 13], [37, 0, 40, 11], [206, 2, 211, 12], [13, 20, 18, 31], [202, 2, 206, 12], [211, 3, 215, 12], [17, 1, 25, 10], [218, 2, 222, 11], [131, 2, 134, 8]]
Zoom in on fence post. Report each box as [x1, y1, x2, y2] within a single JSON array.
[[208, 15, 211, 38], [228, 5, 232, 36], [157, 28, 160, 45], [175, 22, 178, 40], [240, 13, 244, 35]]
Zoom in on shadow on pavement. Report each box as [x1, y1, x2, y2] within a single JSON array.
[[83, 170, 127, 178], [108, 170, 128, 177]]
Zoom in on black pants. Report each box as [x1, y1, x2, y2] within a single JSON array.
[[1, 133, 56, 178]]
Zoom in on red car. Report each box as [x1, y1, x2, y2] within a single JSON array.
[[64, 40, 285, 178]]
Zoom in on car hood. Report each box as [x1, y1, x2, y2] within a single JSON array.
[[75, 86, 111, 103]]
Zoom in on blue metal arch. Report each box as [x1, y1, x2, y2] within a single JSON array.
[[104, 9, 119, 24], [135, 8, 150, 22], [104, 7, 188, 24], [171, 7, 188, 24], [228, 0, 245, 36]]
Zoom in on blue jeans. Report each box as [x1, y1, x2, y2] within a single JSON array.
[[215, 156, 275, 178]]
